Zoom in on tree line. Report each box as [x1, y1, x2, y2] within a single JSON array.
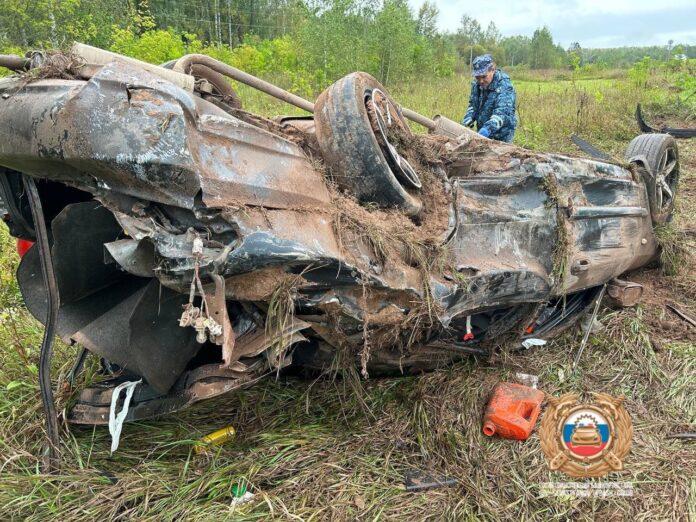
[[1, 0, 693, 89]]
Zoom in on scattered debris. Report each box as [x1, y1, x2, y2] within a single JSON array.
[[606, 278, 644, 307], [462, 315, 474, 341], [231, 491, 255, 506], [66, 346, 88, 389], [521, 338, 547, 350], [636, 104, 696, 139], [515, 372, 539, 389], [570, 134, 613, 161], [403, 471, 459, 492], [572, 284, 607, 372], [195, 425, 237, 454], [108, 379, 142, 454], [22, 174, 61, 472], [666, 302, 696, 328], [666, 432, 696, 441], [230, 481, 255, 506], [482, 382, 544, 440]]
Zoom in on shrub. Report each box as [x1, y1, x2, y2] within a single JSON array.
[[109, 28, 202, 64]]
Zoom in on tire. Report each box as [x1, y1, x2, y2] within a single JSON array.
[[314, 72, 422, 216], [625, 133, 679, 224]]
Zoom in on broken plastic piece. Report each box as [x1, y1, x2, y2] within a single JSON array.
[[636, 103, 696, 139], [666, 432, 696, 441], [482, 382, 544, 440], [515, 372, 539, 389], [16, 238, 34, 258], [231, 491, 255, 506], [230, 479, 253, 507], [108, 379, 141, 454], [521, 338, 546, 349], [403, 471, 458, 492]]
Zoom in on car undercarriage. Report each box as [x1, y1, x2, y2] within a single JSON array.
[[0, 45, 680, 425]]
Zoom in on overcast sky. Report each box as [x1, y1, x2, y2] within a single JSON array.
[[406, 0, 696, 48]]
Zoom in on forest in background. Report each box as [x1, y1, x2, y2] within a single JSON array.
[[1, 0, 695, 92]]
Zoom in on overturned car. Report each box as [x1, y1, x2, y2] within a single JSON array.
[[0, 45, 680, 425]]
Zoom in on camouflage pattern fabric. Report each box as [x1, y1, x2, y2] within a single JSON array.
[[462, 69, 517, 143], [472, 54, 495, 76]]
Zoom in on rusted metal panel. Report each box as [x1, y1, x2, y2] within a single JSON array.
[[194, 114, 331, 209], [0, 62, 330, 211], [444, 139, 657, 309]]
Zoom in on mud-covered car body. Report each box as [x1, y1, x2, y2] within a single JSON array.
[[0, 50, 677, 424]]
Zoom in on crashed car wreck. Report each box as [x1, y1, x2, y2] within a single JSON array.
[[0, 45, 680, 426]]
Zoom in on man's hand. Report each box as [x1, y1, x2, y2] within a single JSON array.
[[462, 117, 474, 128], [478, 127, 491, 138]]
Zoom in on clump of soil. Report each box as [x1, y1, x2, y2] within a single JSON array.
[[224, 266, 299, 302]]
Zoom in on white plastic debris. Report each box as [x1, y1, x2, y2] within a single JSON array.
[[108, 379, 142, 454], [521, 338, 547, 349], [192, 236, 204, 256], [230, 491, 255, 507], [515, 372, 540, 389]]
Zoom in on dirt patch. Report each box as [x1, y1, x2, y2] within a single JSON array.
[[225, 266, 299, 301], [629, 267, 696, 343], [325, 129, 454, 285]]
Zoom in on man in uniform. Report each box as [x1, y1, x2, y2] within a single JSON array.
[[461, 54, 517, 142]]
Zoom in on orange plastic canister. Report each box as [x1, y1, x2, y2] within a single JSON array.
[[482, 382, 545, 440]]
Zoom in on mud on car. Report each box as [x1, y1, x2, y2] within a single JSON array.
[[0, 45, 679, 424]]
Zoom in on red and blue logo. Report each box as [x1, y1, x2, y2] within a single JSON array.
[[562, 409, 610, 457]]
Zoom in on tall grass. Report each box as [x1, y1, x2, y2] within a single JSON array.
[[235, 66, 688, 156], [390, 70, 684, 154]]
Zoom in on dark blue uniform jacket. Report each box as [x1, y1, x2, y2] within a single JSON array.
[[462, 70, 517, 142]]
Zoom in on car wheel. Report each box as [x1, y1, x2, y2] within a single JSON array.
[[625, 133, 679, 224], [314, 72, 422, 216]]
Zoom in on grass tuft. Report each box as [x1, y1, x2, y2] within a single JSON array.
[[653, 223, 692, 276]]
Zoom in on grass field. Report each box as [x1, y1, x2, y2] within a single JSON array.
[[0, 67, 694, 520]]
